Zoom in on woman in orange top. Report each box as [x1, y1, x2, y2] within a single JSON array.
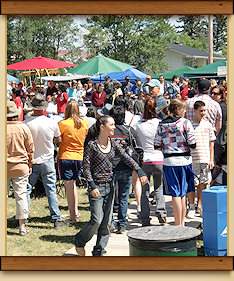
[[58, 101, 88, 223]]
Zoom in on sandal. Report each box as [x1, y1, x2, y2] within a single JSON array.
[[64, 219, 76, 225], [75, 213, 81, 219], [19, 228, 29, 236]]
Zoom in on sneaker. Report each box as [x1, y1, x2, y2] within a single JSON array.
[[151, 199, 157, 205], [109, 223, 117, 233], [54, 220, 66, 229], [137, 210, 141, 218], [158, 217, 167, 224], [187, 209, 195, 219], [149, 191, 156, 199], [75, 246, 85, 256], [116, 226, 126, 234], [195, 206, 202, 214], [142, 222, 151, 227]]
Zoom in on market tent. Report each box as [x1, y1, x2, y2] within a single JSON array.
[[7, 73, 19, 83], [184, 60, 227, 78], [68, 54, 133, 76], [91, 67, 148, 83], [41, 74, 91, 82], [152, 66, 195, 81], [7, 56, 77, 70]]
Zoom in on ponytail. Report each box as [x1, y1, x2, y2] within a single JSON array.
[[162, 98, 186, 117], [84, 115, 110, 148]]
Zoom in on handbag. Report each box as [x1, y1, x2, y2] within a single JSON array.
[[123, 125, 144, 166]]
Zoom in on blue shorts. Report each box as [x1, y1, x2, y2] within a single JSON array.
[[58, 159, 82, 181], [163, 164, 195, 197]]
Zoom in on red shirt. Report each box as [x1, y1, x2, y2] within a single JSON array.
[[181, 88, 189, 101], [91, 90, 106, 108], [56, 92, 69, 114], [14, 96, 24, 121]]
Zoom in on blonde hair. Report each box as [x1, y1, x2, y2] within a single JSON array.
[[64, 100, 82, 129], [162, 98, 186, 117]]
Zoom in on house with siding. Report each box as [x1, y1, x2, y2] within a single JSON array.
[[164, 43, 226, 71]]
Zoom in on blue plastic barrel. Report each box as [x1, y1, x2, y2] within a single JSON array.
[[202, 186, 227, 256]]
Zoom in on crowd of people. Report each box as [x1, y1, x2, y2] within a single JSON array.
[[7, 73, 227, 256]]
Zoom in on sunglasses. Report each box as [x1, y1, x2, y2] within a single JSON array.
[[211, 92, 220, 95]]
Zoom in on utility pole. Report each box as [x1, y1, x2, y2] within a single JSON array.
[[208, 15, 213, 64]]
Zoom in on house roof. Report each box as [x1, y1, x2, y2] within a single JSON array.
[[168, 43, 225, 60]]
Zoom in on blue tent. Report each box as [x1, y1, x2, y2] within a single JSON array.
[[7, 73, 19, 84], [91, 67, 148, 83]]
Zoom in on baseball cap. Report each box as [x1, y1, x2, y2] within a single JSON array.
[[146, 79, 160, 87], [198, 78, 210, 92]]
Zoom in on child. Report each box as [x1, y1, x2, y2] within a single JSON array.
[[187, 100, 216, 218], [154, 99, 196, 226]]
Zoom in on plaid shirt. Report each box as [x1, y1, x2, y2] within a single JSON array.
[[154, 117, 196, 155], [83, 139, 140, 189], [185, 94, 222, 132]]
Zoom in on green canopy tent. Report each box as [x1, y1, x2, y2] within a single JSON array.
[[152, 66, 195, 81], [68, 54, 133, 78], [184, 60, 227, 78]]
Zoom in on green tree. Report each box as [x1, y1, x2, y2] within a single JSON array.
[[7, 15, 81, 65], [175, 16, 208, 51], [82, 15, 178, 74], [213, 15, 227, 53]]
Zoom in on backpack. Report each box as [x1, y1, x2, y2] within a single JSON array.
[[214, 121, 227, 165]]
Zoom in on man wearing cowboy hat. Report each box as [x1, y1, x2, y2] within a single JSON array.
[[24, 94, 65, 228], [7, 101, 34, 236]]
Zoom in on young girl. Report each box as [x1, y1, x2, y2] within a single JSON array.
[[74, 115, 147, 256], [58, 101, 88, 223], [154, 99, 196, 226]]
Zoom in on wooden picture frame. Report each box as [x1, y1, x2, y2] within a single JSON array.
[[0, 0, 233, 271]]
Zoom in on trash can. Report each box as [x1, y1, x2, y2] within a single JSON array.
[[202, 185, 227, 256], [127, 225, 201, 256]]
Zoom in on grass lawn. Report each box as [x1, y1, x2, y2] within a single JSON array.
[[7, 186, 90, 256], [7, 184, 204, 256]]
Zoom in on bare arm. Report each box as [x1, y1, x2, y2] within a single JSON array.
[[215, 119, 222, 136], [209, 141, 214, 170]]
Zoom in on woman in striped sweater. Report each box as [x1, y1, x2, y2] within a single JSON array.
[[74, 115, 147, 256]]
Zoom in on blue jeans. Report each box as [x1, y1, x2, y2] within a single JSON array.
[[113, 169, 133, 228], [74, 181, 115, 256], [27, 158, 61, 221], [140, 164, 166, 226]]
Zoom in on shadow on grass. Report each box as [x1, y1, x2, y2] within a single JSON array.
[[27, 224, 53, 229], [7, 219, 19, 228], [27, 215, 51, 223], [7, 231, 19, 236], [39, 234, 74, 244]]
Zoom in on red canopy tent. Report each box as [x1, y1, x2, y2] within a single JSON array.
[[7, 56, 77, 86], [7, 56, 77, 70]]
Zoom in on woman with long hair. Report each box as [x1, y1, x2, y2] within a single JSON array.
[[58, 101, 88, 223], [74, 115, 147, 256], [135, 98, 167, 226], [85, 80, 95, 101]]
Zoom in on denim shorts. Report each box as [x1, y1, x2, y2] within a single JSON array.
[[58, 159, 82, 180]]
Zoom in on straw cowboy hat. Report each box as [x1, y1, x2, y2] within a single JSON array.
[[28, 93, 48, 110], [7, 101, 21, 117]]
